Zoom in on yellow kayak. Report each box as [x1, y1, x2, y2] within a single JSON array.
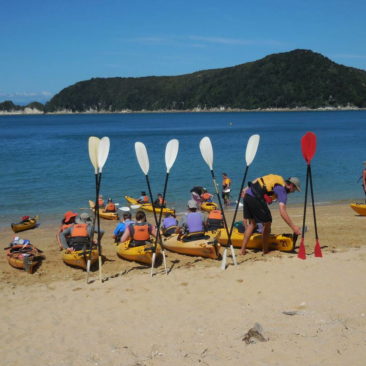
[[162, 231, 220, 259], [218, 227, 295, 252], [62, 248, 98, 269], [201, 202, 218, 212], [350, 203, 366, 216], [89, 200, 118, 220], [124, 195, 175, 215], [116, 240, 162, 265], [11, 216, 39, 233], [6, 244, 43, 273]]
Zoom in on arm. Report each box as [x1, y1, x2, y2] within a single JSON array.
[[278, 203, 301, 235], [120, 226, 131, 243], [59, 227, 72, 249]]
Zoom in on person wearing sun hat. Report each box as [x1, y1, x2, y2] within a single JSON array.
[[177, 199, 206, 236], [240, 174, 302, 255], [56, 211, 79, 249], [59, 212, 104, 251]]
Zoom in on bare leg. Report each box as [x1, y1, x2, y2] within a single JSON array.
[[262, 222, 271, 254], [240, 219, 256, 255]]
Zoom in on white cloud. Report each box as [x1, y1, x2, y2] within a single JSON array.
[[0, 91, 52, 98]]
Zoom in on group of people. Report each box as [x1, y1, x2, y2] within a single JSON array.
[[136, 191, 166, 208], [58, 171, 303, 255]]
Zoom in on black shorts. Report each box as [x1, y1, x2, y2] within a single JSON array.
[[243, 194, 272, 223]]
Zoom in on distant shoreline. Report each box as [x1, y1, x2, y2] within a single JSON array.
[[1, 106, 366, 116]]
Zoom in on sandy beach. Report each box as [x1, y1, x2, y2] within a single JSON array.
[[1, 202, 366, 365]]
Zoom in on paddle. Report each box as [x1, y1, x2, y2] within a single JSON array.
[[87, 136, 100, 283], [299, 132, 322, 259], [225, 134, 260, 269], [135, 141, 168, 276], [95, 137, 111, 280], [155, 139, 179, 265], [199, 136, 236, 269]]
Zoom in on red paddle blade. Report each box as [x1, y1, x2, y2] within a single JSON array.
[[301, 132, 317, 164], [297, 238, 307, 260], [314, 240, 323, 257]]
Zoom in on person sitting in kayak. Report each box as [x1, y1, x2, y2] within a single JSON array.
[[240, 174, 301, 255], [206, 209, 224, 230], [177, 200, 206, 238], [59, 213, 104, 251], [57, 211, 78, 249], [98, 195, 105, 208], [201, 191, 213, 202], [105, 198, 116, 212], [161, 213, 178, 237], [113, 212, 135, 243], [137, 191, 149, 204], [154, 193, 166, 208], [120, 210, 156, 247]]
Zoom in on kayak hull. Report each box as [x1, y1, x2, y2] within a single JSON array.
[[162, 231, 220, 259], [89, 200, 118, 220], [6, 245, 43, 273], [124, 195, 175, 215], [116, 241, 162, 265], [201, 202, 218, 212], [218, 228, 295, 252], [350, 203, 366, 216], [11, 216, 39, 233], [62, 249, 98, 269]]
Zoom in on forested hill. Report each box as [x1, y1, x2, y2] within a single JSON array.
[[44, 49, 366, 112]]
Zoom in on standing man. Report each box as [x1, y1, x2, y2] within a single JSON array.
[[240, 174, 302, 255], [222, 173, 232, 206], [362, 161, 366, 202]]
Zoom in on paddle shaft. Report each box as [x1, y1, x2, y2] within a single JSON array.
[[308, 165, 319, 240], [157, 172, 170, 231], [145, 175, 163, 251], [228, 165, 249, 240], [209, 170, 231, 245], [301, 165, 310, 238]]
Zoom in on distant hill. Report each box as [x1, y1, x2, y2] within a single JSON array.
[[3, 49, 366, 113], [0, 100, 44, 114], [45, 49, 366, 112]]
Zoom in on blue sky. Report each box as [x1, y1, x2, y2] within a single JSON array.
[[1, 0, 366, 104]]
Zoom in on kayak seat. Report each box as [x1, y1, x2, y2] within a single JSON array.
[[182, 232, 209, 242]]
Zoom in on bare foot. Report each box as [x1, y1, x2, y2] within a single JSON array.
[[240, 249, 247, 255]]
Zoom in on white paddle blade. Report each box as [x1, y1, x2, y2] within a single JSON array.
[[245, 134, 260, 166], [199, 136, 213, 170], [119, 206, 130, 212], [98, 136, 110, 173], [165, 139, 179, 173], [130, 204, 142, 210], [135, 142, 149, 175], [88, 136, 100, 174]]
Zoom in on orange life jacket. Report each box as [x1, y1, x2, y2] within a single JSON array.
[[208, 210, 223, 220], [201, 192, 212, 201], [71, 223, 89, 237], [142, 196, 149, 203], [105, 202, 116, 212], [60, 223, 72, 232], [129, 223, 151, 242]]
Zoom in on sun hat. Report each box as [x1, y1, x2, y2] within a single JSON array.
[[187, 199, 198, 209], [63, 211, 78, 223], [288, 177, 301, 192], [76, 212, 92, 223]]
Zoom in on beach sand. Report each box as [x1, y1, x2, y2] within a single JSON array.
[[1, 203, 365, 365]]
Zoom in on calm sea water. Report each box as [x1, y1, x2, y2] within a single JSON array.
[[1, 111, 365, 227]]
